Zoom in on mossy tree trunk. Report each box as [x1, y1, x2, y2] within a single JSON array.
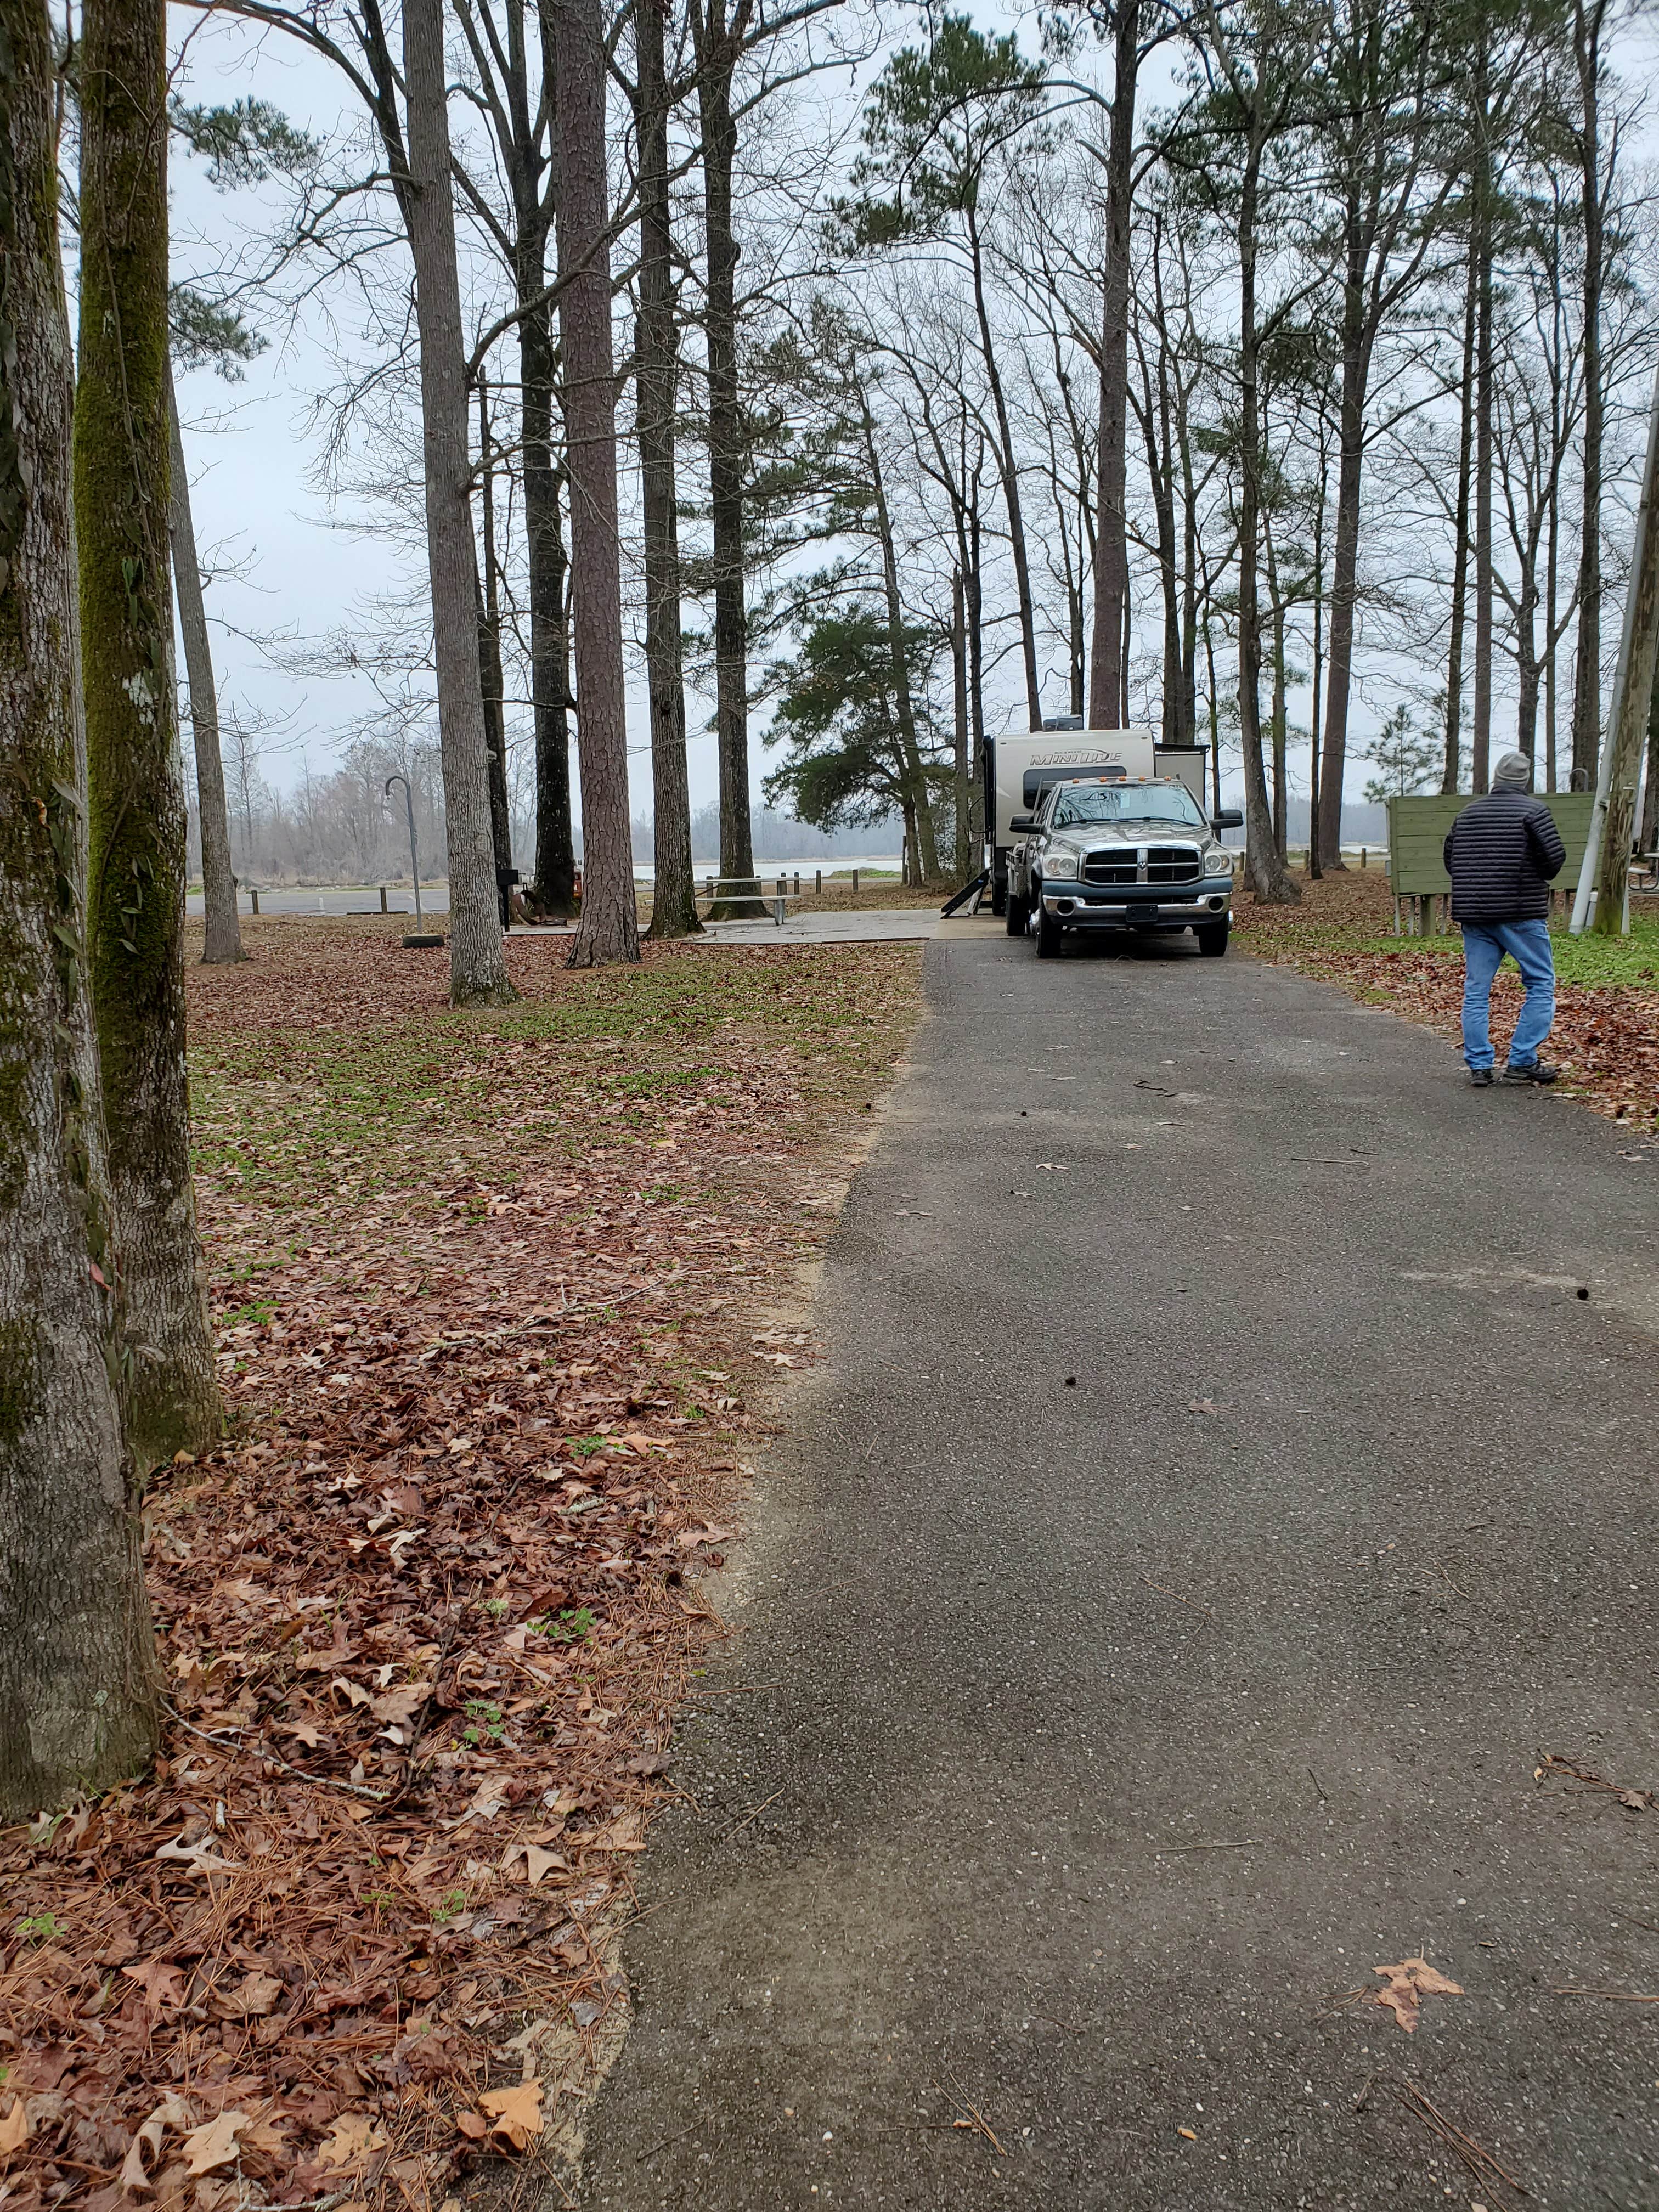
[[635, 0, 701, 941], [552, 0, 641, 967], [0, 0, 160, 1816], [166, 367, 242, 964], [401, 0, 516, 1006], [77, 0, 221, 1466]]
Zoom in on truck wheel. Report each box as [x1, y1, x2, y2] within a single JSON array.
[[1035, 905, 1062, 958], [1005, 890, 1029, 936], [1197, 922, 1229, 957]]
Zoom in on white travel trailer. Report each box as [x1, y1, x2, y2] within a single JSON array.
[[989, 730, 1214, 911]]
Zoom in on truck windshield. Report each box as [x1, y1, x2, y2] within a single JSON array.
[[1050, 785, 1205, 829]]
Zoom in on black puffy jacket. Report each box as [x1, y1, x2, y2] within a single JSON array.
[[1443, 789, 1567, 922]]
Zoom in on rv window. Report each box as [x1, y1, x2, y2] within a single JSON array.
[[1023, 765, 1125, 806]]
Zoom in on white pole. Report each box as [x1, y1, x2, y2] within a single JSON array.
[[1572, 359, 1659, 934]]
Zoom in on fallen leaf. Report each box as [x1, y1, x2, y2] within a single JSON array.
[[369, 1683, 431, 1726], [320, 2113, 390, 2171], [229, 1970, 284, 2016], [1177, 2126, 1197, 2141], [125, 1959, 188, 2012], [182, 2109, 251, 2176], [117, 2096, 193, 2194], [155, 1836, 243, 1876], [479, 2079, 544, 2150], [0, 2100, 30, 2159], [454, 2112, 489, 2141], [276, 1719, 321, 1747], [1374, 1954, 1464, 2032], [331, 1676, 373, 1709]]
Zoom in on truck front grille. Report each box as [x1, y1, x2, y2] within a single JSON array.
[[1080, 845, 1202, 885], [1146, 846, 1201, 883], [1081, 851, 1138, 884]]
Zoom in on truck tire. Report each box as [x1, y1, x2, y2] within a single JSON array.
[[1197, 921, 1229, 957], [1005, 890, 1029, 936], [1035, 905, 1062, 958]]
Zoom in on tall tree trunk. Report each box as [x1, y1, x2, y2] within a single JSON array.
[[695, 17, 764, 918], [864, 396, 939, 879], [1571, 0, 1604, 787], [967, 205, 1043, 729], [1442, 227, 1477, 792], [0, 0, 160, 1818], [1309, 448, 1324, 877], [529, 445, 575, 913], [1235, 149, 1299, 904], [1472, 65, 1494, 795], [1641, 653, 1659, 853], [1088, 0, 1139, 729], [1545, 440, 1560, 792], [636, 0, 701, 939], [476, 382, 513, 881], [402, 0, 515, 1002], [166, 372, 242, 964], [78, 0, 220, 1466], [1316, 184, 1367, 870], [952, 567, 970, 876], [553, 0, 641, 965]]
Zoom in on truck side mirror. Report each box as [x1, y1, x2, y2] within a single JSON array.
[[1009, 813, 1036, 832], [1211, 809, 1243, 831]]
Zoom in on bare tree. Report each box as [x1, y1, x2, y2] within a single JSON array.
[[167, 369, 244, 963]]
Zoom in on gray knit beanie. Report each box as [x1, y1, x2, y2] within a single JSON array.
[[1492, 750, 1532, 791]]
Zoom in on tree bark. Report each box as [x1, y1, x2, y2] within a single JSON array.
[[1471, 53, 1493, 795], [166, 371, 242, 964], [1442, 226, 1476, 792], [693, 9, 764, 918], [966, 202, 1043, 730], [636, 0, 701, 940], [1234, 143, 1298, 904], [78, 0, 221, 1468], [1315, 179, 1367, 869], [952, 567, 970, 876], [476, 382, 513, 881], [862, 392, 939, 879], [528, 445, 575, 913], [552, 0, 641, 965], [1088, 0, 1139, 730], [1570, 0, 1604, 788], [0, 0, 161, 1818], [401, 0, 515, 1002]]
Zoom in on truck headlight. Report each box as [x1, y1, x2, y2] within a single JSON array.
[[1041, 845, 1082, 883], [1204, 845, 1233, 878]]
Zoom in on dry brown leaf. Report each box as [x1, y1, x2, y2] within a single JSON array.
[[229, 1970, 284, 2016], [319, 2113, 390, 2171], [453, 2112, 489, 2141], [479, 2079, 544, 2150], [0, 2099, 30, 2159], [117, 2096, 193, 2194], [124, 1960, 187, 2013], [181, 2109, 250, 2176], [368, 1683, 431, 1725], [1374, 1955, 1464, 2032]]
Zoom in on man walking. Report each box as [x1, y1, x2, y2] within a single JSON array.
[[1443, 750, 1567, 1087]]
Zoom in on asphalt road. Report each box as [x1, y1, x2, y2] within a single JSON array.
[[577, 919, 1659, 2211]]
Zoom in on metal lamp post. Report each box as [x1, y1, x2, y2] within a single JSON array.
[[385, 774, 423, 929]]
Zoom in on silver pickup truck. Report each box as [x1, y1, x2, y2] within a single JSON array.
[[1006, 775, 1243, 959]]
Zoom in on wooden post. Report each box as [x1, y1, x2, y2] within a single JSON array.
[[793, 871, 800, 896], [853, 867, 859, 894], [250, 887, 260, 915], [379, 885, 388, 912], [815, 867, 821, 893], [1393, 894, 1401, 934]]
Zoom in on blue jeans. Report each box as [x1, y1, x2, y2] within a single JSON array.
[[1460, 918, 1555, 1070]]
